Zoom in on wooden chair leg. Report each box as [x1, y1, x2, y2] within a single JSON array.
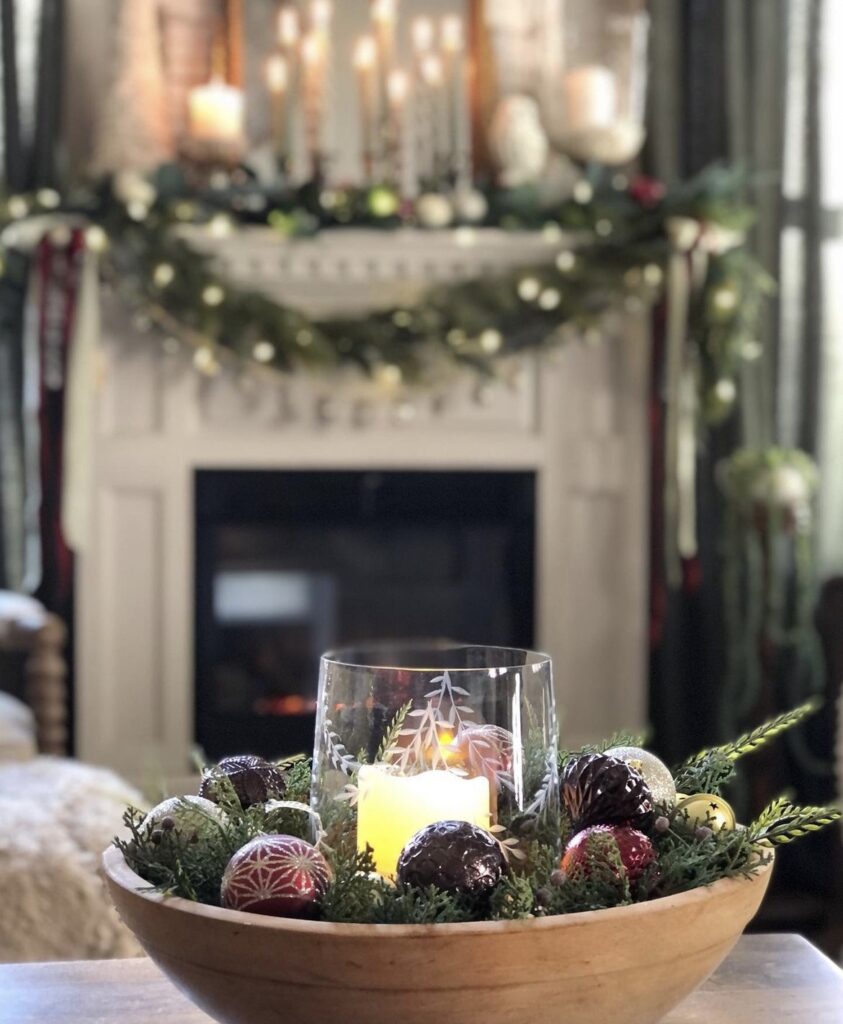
[[23, 614, 69, 756]]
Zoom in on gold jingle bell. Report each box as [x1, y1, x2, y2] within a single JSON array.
[[675, 792, 736, 831]]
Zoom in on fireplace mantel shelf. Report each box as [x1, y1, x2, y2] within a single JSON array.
[[178, 224, 573, 318]]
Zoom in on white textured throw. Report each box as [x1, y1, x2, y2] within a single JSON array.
[[0, 758, 144, 962]]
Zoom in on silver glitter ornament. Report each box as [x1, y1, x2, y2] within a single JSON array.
[[604, 746, 677, 807]]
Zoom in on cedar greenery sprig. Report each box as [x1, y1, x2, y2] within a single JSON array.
[[672, 699, 819, 795], [722, 700, 820, 760], [747, 799, 842, 847]]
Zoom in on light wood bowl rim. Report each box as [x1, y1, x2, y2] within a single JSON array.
[[103, 844, 774, 938]]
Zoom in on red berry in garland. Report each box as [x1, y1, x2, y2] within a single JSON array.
[[562, 825, 656, 883], [627, 175, 666, 208], [221, 835, 331, 917]]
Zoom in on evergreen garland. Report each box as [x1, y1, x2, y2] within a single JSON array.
[[116, 701, 840, 925], [0, 164, 770, 420]]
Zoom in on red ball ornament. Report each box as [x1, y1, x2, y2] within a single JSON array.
[[561, 825, 656, 883], [627, 175, 666, 209], [221, 835, 331, 917]]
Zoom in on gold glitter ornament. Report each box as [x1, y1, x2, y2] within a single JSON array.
[[604, 746, 677, 807], [675, 792, 737, 831]]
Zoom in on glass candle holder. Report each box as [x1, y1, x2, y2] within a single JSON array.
[[311, 643, 559, 878], [537, 0, 650, 166]]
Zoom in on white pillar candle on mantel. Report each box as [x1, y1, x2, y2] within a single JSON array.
[[563, 64, 618, 133], [356, 764, 491, 878], [188, 78, 244, 144]]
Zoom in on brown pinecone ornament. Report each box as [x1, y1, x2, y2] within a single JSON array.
[[200, 754, 287, 809], [560, 753, 655, 834]]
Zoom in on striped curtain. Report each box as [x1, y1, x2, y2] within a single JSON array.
[[647, 0, 843, 793], [0, 0, 63, 590]]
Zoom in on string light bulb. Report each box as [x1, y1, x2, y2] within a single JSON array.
[[7, 196, 28, 219], [36, 188, 60, 209], [517, 277, 541, 302], [153, 262, 175, 287], [193, 346, 221, 376], [479, 329, 502, 354], [252, 340, 276, 363], [556, 251, 576, 272], [572, 180, 593, 204], [643, 263, 663, 287], [85, 225, 109, 252], [375, 363, 402, 389], [202, 284, 225, 307], [712, 284, 739, 313], [127, 200, 149, 222], [539, 288, 561, 311], [207, 213, 233, 238]]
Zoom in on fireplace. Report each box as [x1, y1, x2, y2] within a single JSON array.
[[195, 470, 536, 760], [77, 290, 650, 780]]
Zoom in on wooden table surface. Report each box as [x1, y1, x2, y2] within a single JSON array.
[[1, 934, 841, 1023]]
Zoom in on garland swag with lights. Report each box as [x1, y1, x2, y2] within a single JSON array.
[[1, 164, 769, 420]]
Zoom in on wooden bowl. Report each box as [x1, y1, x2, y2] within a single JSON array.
[[103, 846, 773, 1024]]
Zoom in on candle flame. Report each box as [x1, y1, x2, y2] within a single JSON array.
[[302, 31, 322, 66], [353, 34, 377, 71], [412, 17, 434, 53], [278, 7, 299, 47], [441, 15, 463, 53], [266, 55, 289, 93], [420, 53, 443, 87], [310, 0, 333, 30], [387, 68, 409, 106], [371, 0, 396, 24]]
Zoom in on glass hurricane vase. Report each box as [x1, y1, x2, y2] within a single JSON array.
[[311, 643, 559, 878], [537, 0, 650, 166]]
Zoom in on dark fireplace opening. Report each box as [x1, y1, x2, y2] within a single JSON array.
[[195, 470, 535, 760]]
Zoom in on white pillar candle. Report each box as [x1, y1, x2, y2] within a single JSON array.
[[354, 34, 378, 182], [357, 764, 491, 878], [563, 64, 618, 133], [188, 78, 244, 143]]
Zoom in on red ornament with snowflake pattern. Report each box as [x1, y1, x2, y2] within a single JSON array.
[[221, 835, 331, 917]]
